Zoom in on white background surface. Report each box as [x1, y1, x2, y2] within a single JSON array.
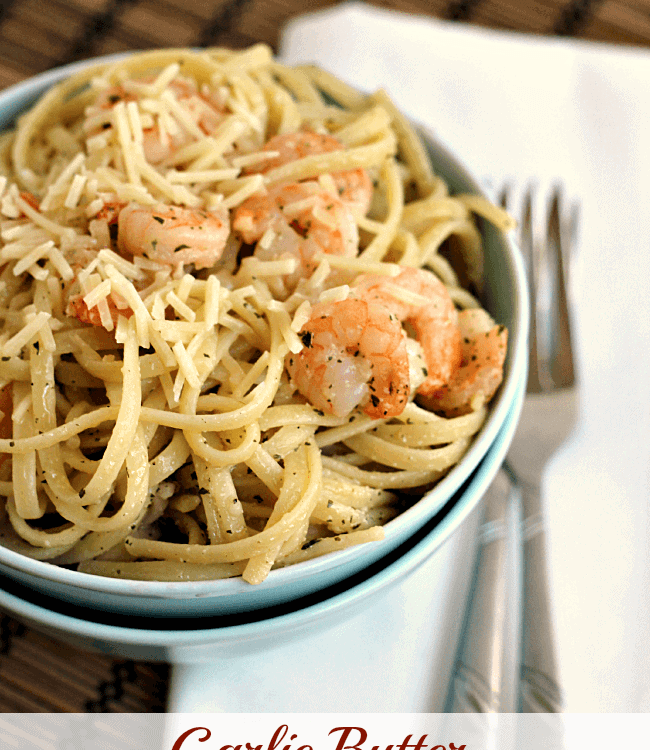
[[279, 3, 650, 713]]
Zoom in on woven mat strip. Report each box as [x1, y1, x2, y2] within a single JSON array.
[[0, 615, 169, 712], [2, 0, 649, 88]]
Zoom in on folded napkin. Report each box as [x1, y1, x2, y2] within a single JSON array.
[[279, 3, 650, 712]]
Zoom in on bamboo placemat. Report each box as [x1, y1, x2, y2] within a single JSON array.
[[1, 0, 650, 90], [0, 0, 648, 716]]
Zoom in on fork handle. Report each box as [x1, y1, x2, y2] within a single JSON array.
[[446, 469, 514, 713], [519, 479, 563, 712]]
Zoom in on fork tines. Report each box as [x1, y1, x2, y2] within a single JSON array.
[[500, 185, 577, 393]]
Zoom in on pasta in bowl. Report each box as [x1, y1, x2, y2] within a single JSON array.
[[0, 46, 526, 616]]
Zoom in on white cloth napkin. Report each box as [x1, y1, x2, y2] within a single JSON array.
[[279, 3, 650, 713]]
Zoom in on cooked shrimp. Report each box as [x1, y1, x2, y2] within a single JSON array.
[[62, 247, 133, 329], [86, 76, 224, 163], [353, 267, 461, 394], [18, 192, 40, 213], [232, 181, 358, 280], [65, 294, 131, 329], [117, 202, 230, 269], [420, 308, 507, 417], [250, 131, 373, 217], [286, 297, 410, 419], [94, 201, 126, 225]]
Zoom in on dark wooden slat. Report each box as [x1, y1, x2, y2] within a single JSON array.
[[0, 613, 168, 712], [583, 0, 650, 44], [471, 0, 573, 34], [10, 0, 90, 42], [118, 0, 203, 47]]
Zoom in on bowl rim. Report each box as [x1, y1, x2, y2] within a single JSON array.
[[0, 52, 529, 599], [0, 363, 526, 646]]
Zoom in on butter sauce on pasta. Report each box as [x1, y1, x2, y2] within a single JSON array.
[[0, 46, 513, 584]]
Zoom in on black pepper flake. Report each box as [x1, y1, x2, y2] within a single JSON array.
[[1, 357, 9, 361], [174, 244, 191, 252], [289, 219, 309, 238], [300, 331, 313, 347], [78, 488, 85, 498], [198, 487, 209, 495], [301, 539, 320, 550], [370, 394, 380, 407]]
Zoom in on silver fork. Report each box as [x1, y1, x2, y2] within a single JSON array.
[[445, 184, 579, 715], [505, 185, 579, 713]]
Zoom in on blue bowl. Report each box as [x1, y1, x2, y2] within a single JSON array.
[[0, 54, 528, 618], [0, 362, 525, 664]]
